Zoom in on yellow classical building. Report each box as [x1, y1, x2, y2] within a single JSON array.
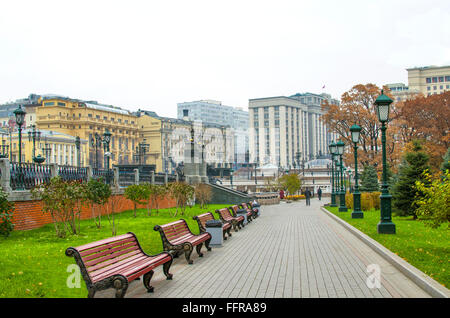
[[35, 96, 140, 168], [2, 128, 88, 166]]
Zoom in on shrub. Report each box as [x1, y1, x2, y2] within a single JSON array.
[[345, 192, 353, 210], [361, 192, 374, 211], [195, 183, 212, 208], [0, 188, 14, 237], [414, 169, 450, 228], [31, 176, 86, 238], [124, 184, 148, 218], [370, 192, 381, 210]]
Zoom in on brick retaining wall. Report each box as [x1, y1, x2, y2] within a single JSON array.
[[11, 195, 176, 231]]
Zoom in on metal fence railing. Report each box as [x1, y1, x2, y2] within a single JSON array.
[[58, 165, 88, 183], [10, 162, 52, 190]]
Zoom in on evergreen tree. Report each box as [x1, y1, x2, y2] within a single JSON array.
[[359, 165, 379, 192], [392, 141, 431, 219]]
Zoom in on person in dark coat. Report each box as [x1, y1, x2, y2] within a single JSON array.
[[318, 187, 322, 201], [279, 189, 285, 199], [305, 188, 311, 206]]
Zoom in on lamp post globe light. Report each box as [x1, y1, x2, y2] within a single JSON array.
[[328, 142, 337, 207], [350, 124, 363, 218], [375, 90, 396, 234], [336, 140, 347, 212], [13, 105, 26, 164]]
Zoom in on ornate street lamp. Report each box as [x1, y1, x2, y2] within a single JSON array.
[[336, 140, 347, 212], [75, 136, 81, 167], [103, 129, 112, 170], [375, 90, 396, 234], [13, 105, 26, 164], [328, 142, 337, 207], [91, 133, 102, 170], [28, 125, 44, 164], [350, 124, 363, 217]]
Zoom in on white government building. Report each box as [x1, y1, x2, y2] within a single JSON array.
[[249, 92, 339, 169]]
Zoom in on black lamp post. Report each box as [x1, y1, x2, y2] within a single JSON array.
[[375, 91, 396, 234], [91, 133, 102, 170], [13, 105, 26, 164], [103, 129, 112, 170], [350, 124, 363, 218], [75, 136, 81, 167], [336, 140, 347, 212], [328, 142, 337, 207]]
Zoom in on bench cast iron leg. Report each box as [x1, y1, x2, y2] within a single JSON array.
[[113, 277, 129, 298], [195, 243, 204, 257], [87, 288, 96, 298], [163, 258, 173, 280], [205, 237, 211, 251], [184, 244, 194, 264], [143, 270, 154, 293]]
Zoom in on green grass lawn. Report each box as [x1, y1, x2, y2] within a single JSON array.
[[325, 206, 449, 289], [0, 204, 230, 298]]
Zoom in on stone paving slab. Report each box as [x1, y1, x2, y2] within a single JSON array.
[[96, 198, 432, 298]]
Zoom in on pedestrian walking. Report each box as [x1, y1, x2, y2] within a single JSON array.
[[318, 188, 322, 201], [279, 189, 285, 199], [305, 188, 311, 206]]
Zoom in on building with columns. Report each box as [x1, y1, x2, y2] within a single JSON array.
[[248, 92, 338, 169]]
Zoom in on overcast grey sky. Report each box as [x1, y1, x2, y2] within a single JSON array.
[[1, 0, 449, 117]]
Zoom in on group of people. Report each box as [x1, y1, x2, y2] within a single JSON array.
[[280, 187, 322, 206]]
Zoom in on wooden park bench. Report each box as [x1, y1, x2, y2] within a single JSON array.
[[193, 212, 232, 241], [230, 204, 252, 223], [65, 232, 173, 298], [154, 219, 212, 264], [241, 202, 259, 219], [215, 207, 244, 232]]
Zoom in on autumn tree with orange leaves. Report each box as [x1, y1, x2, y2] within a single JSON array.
[[321, 84, 401, 171], [322, 84, 450, 174]]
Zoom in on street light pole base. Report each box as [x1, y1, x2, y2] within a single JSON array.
[[377, 222, 396, 234], [351, 211, 364, 218], [338, 206, 348, 212]]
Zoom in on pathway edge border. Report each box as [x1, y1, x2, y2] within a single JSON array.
[[320, 206, 449, 298]]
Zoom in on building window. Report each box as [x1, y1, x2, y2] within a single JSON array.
[[439, 77, 444, 82], [57, 102, 66, 106], [426, 78, 431, 83], [44, 102, 55, 106], [427, 86, 431, 91], [434, 86, 437, 90], [88, 114, 92, 118], [445, 76, 450, 82]]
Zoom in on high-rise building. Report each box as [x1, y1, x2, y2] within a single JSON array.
[[177, 100, 249, 167], [248, 92, 338, 169]]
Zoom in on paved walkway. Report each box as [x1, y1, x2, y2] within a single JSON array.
[[97, 198, 432, 298]]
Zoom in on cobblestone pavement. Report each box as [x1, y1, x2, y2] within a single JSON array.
[[97, 198, 431, 298]]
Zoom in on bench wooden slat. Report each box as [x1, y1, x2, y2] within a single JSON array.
[[79, 237, 137, 257], [83, 242, 140, 265], [75, 233, 134, 252]]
